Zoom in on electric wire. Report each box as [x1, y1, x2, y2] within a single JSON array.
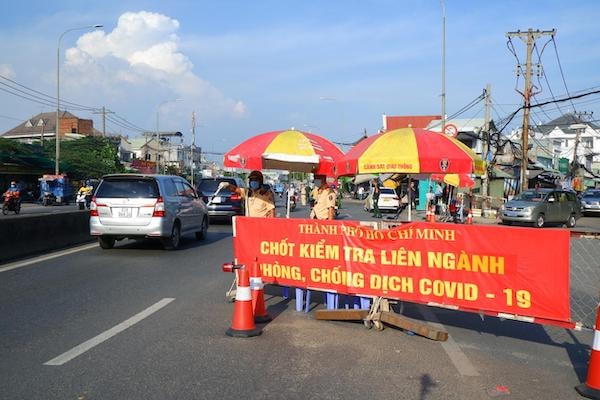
[[0, 73, 97, 111], [552, 36, 577, 112], [0, 73, 151, 134]]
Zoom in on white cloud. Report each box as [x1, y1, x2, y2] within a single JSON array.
[[63, 10, 246, 119], [0, 64, 16, 79]]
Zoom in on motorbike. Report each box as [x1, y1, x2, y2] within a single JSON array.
[[2, 192, 21, 215], [289, 191, 297, 211], [42, 192, 56, 206], [76, 191, 92, 210]]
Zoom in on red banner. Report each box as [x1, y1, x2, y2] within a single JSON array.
[[233, 217, 571, 326], [131, 159, 157, 174]]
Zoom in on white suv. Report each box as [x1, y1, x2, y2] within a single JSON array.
[[90, 174, 208, 249], [365, 187, 401, 212]]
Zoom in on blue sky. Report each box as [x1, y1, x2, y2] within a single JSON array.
[[1, 1, 600, 156]]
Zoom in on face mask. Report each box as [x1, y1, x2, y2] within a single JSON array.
[[313, 179, 321, 188], [249, 181, 260, 190]]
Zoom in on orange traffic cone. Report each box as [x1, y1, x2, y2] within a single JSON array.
[[249, 261, 272, 323], [429, 205, 436, 222], [425, 206, 431, 222], [466, 209, 473, 225], [226, 266, 262, 337], [576, 305, 600, 399]]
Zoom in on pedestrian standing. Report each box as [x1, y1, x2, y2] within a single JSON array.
[[408, 181, 417, 209], [371, 179, 382, 218]]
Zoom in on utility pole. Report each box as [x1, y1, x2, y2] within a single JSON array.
[[93, 106, 114, 137], [569, 123, 587, 180], [506, 28, 555, 193], [481, 83, 491, 197], [191, 111, 196, 187]]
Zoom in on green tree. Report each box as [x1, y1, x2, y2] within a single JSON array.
[[0, 138, 53, 170], [44, 137, 123, 179]]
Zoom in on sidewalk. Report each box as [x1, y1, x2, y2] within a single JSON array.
[[344, 197, 499, 225]]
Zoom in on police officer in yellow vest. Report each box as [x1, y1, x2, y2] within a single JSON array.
[[219, 170, 275, 218], [309, 174, 336, 220], [308, 174, 337, 309]]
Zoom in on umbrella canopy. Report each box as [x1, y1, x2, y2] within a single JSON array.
[[335, 128, 485, 176], [224, 129, 343, 175], [431, 173, 475, 188]]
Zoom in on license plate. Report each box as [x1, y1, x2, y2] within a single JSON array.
[[504, 211, 518, 217], [211, 196, 222, 204], [117, 207, 132, 218]]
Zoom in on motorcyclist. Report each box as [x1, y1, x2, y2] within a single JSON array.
[[4, 181, 20, 200], [3, 181, 21, 208], [77, 183, 93, 209]]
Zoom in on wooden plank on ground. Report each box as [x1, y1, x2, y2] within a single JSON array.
[[315, 309, 369, 321], [380, 311, 448, 341]]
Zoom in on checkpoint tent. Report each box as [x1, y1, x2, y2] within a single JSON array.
[[224, 129, 343, 177], [336, 128, 485, 220], [223, 129, 344, 218]]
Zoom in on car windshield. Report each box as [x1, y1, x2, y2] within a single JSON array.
[[514, 191, 546, 202], [198, 179, 237, 193], [380, 188, 396, 195], [96, 178, 159, 198]]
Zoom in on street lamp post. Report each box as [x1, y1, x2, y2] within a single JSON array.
[[155, 99, 182, 174], [56, 24, 103, 175], [440, 0, 446, 132]]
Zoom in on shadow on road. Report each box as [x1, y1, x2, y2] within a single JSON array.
[[108, 230, 232, 251]]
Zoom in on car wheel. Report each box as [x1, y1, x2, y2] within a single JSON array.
[[566, 214, 577, 228], [98, 235, 115, 249], [534, 213, 545, 228], [195, 217, 208, 241], [162, 223, 181, 250]]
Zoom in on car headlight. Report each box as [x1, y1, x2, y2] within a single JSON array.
[[581, 200, 587, 206], [523, 207, 533, 215]]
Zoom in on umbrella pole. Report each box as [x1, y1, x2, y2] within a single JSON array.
[[286, 187, 291, 219], [408, 175, 412, 222]]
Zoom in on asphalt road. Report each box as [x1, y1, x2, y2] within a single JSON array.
[[0, 200, 595, 399]]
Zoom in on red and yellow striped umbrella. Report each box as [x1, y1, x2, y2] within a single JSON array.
[[431, 173, 475, 188], [336, 128, 484, 176], [223, 129, 343, 175]]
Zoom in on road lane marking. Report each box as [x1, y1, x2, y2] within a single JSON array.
[[418, 306, 480, 377], [0, 242, 98, 273], [44, 298, 175, 366]]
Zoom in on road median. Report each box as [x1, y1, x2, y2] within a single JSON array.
[[0, 211, 93, 263]]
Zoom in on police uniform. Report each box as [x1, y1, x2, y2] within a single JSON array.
[[241, 188, 275, 217], [311, 187, 336, 219]]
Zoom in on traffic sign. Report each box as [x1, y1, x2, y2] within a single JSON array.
[[443, 124, 458, 137]]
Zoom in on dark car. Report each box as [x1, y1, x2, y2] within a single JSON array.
[[197, 177, 245, 220], [580, 189, 600, 216]]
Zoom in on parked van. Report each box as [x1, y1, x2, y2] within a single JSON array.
[[90, 174, 208, 249]]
